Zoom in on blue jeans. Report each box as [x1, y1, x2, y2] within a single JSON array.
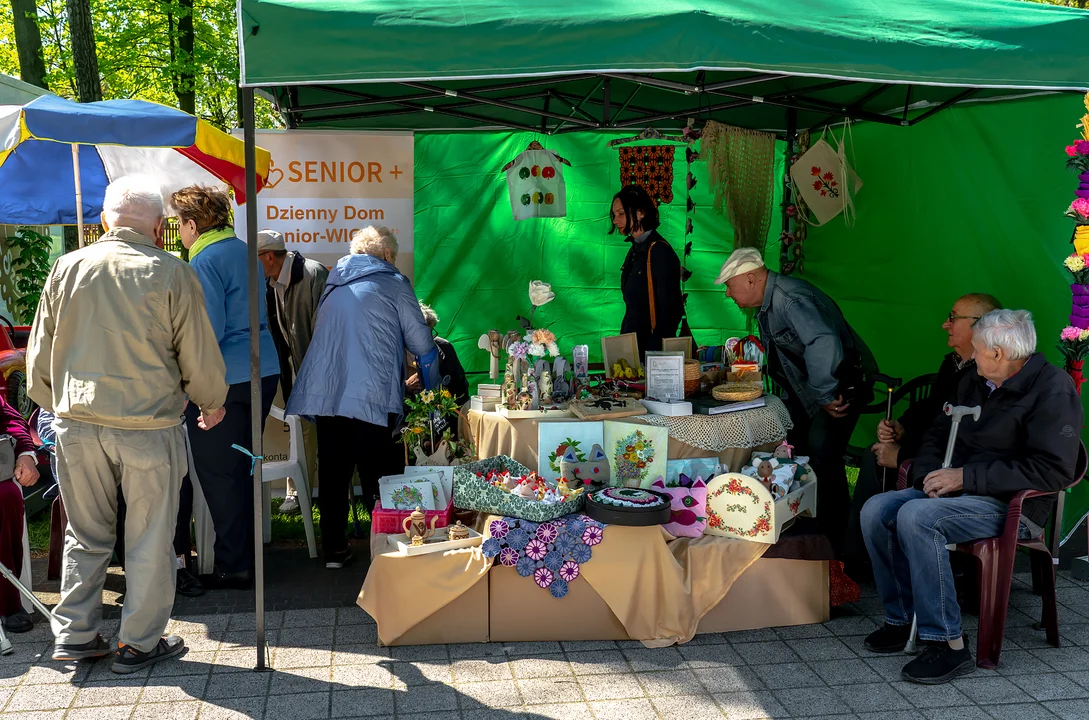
[[860, 488, 1007, 642]]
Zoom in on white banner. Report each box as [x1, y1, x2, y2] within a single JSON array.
[[233, 129, 415, 278]]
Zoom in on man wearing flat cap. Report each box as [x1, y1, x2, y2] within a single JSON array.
[[717, 248, 876, 553], [257, 230, 328, 514]]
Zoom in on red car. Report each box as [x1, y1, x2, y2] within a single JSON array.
[[0, 314, 34, 420]]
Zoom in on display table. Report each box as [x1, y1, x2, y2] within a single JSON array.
[[358, 518, 830, 647], [462, 394, 792, 473]]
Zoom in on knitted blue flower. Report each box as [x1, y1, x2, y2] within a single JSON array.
[[515, 555, 536, 577], [505, 528, 530, 551], [519, 520, 539, 536], [554, 534, 577, 556], [481, 538, 501, 558], [571, 543, 592, 564], [543, 551, 564, 572], [567, 518, 587, 537], [549, 579, 569, 599]]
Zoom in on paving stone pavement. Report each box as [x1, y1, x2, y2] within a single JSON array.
[[8, 550, 1089, 719]]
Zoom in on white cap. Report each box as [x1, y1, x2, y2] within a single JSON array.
[[714, 247, 766, 285], [256, 229, 285, 252]]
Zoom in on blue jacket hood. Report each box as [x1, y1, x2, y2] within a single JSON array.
[[328, 253, 399, 287]]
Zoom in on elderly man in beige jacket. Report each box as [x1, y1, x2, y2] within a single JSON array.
[[27, 176, 229, 674]]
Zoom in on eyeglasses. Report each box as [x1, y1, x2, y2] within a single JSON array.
[[947, 313, 981, 324]]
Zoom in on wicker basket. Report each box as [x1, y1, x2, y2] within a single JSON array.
[[711, 382, 764, 402], [683, 360, 701, 397]]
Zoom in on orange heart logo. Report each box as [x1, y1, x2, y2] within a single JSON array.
[[264, 160, 284, 190]]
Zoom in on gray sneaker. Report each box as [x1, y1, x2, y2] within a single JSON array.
[[53, 635, 112, 661], [280, 495, 301, 515], [112, 635, 186, 674]]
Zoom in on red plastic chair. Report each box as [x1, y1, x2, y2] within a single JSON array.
[[897, 444, 1087, 669], [954, 442, 1087, 669]]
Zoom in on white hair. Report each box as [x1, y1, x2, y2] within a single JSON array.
[[419, 302, 438, 329], [973, 309, 1036, 361], [350, 225, 398, 260], [101, 176, 165, 234]]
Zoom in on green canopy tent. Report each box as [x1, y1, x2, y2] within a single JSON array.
[[236, 0, 1089, 664]]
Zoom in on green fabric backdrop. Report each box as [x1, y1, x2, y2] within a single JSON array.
[[414, 132, 784, 368], [414, 93, 1089, 539]]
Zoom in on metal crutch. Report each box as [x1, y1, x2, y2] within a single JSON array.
[[0, 557, 60, 655], [904, 403, 981, 654]]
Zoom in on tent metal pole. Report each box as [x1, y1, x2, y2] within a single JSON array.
[[906, 88, 978, 126], [72, 145, 84, 248], [399, 81, 600, 127], [242, 85, 269, 673]]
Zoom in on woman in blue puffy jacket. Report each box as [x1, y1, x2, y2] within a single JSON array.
[[287, 226, 438, 569], [172, 185, 280, 589]]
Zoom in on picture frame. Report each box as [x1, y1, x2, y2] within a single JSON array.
[[662, 336, 694, 359], [644, 351, 686, 402], [538, 420, 605, 481], [601, 333, 641, 379]]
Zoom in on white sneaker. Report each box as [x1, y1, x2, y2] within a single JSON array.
[[280, 496, 301, 515]]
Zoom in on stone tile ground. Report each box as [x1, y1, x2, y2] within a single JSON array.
[[7, 547, 1089, 719]]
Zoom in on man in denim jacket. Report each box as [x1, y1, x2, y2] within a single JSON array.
[[717, 248, 876, 552]]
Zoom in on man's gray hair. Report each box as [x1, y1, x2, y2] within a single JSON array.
[[419, 302, 439, 329], [973, 309, 1036, 361], [350, 225, 398, 260], [101, 176, 165, 233]]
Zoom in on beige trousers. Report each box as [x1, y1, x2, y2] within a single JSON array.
[[52, 419, 185, 652]]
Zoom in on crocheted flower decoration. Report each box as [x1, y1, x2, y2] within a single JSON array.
[[516, 555, 536, 577], [505, 528, 530, 551], [534, 567, 554, 589], [559, 560, 580, 582], [549, 578, 569, 598], [581, 525, 603, 546], [481, 538, 501, 558], [525, 538, 548, 561], [543, 551, 564, 572], [499, 547, 518, 567], [489, 519, 510, 539], [536, 522, 558, 544]]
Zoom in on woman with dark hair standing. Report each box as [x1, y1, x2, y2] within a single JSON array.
[[610, 185, 683, 356], [171, 185, 280, 589]]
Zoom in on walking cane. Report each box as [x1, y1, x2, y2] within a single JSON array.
[[0, 557, 60, 655], [873, 373, 902, 492], [904, 403, 981, 655]]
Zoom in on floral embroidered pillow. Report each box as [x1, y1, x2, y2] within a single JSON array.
[[652, 474, 707, 537]]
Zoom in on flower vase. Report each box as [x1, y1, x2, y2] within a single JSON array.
[[1067, 359, 1085, 395]]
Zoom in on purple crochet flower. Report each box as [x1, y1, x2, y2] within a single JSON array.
[[481, 538, 501, 558], [525, 538, 548, 561], [534, 567, 554, 589], [499, 547, 519, 567], [559, 560, 580, 582], [488, 519, 510, 539], [581, 525, 603, 547], [536, 522, 558, 544], [516, 555, 536, 577], [549, 578, 569, 598]]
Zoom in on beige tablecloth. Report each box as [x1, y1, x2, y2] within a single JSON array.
[[358, 520, 768, 647], [462, 409, 786, 473]]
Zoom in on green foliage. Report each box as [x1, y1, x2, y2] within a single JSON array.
[[0, 0, 282, 130], [6, 227, 52, 324]]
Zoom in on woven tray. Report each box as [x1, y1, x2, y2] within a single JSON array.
[[711, 382, 764, 402]]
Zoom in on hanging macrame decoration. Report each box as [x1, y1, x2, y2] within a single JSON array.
[[618, 145, 675, 204], [701, 122, 776, 252]]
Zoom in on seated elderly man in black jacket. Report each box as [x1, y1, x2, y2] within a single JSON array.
[[845, 293, 1002, 580], [860, 309, 1081, 685]]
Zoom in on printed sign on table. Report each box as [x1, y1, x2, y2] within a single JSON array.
[[233, 130, 415, 278]]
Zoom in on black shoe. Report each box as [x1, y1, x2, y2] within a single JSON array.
[[325, 549, 354, 570], [864, 622, 913, 654], [199, 570, 253, 590], [176, 568, 205, 598], [901, 637, 975, 684], [2, 610, 32, 634], [53, 635, 113, 661], [112, 635, 186, 674]]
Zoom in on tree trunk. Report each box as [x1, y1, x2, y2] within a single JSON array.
[[10, 0, 49, 89], [176, 0, 195, 115], [66, 0, 102, 103]]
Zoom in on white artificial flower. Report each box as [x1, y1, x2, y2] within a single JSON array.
[[547, 342, 560, 356], [529, 280, 555, 307], [528, 343, 547, 357]]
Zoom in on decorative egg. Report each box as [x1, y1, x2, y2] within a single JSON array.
[[521, 193, 531, 206], [518, 167, 531, 179], [544, 193, 555, 205], [531, 165, 540, 177], [542, 166, 556, 179]]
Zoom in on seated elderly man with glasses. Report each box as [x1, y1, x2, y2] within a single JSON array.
[[845, 293, 1002, 580], [859, 309, 1082, 685]]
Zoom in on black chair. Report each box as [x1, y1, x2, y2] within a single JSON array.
[[845, 373, 940, 466]]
